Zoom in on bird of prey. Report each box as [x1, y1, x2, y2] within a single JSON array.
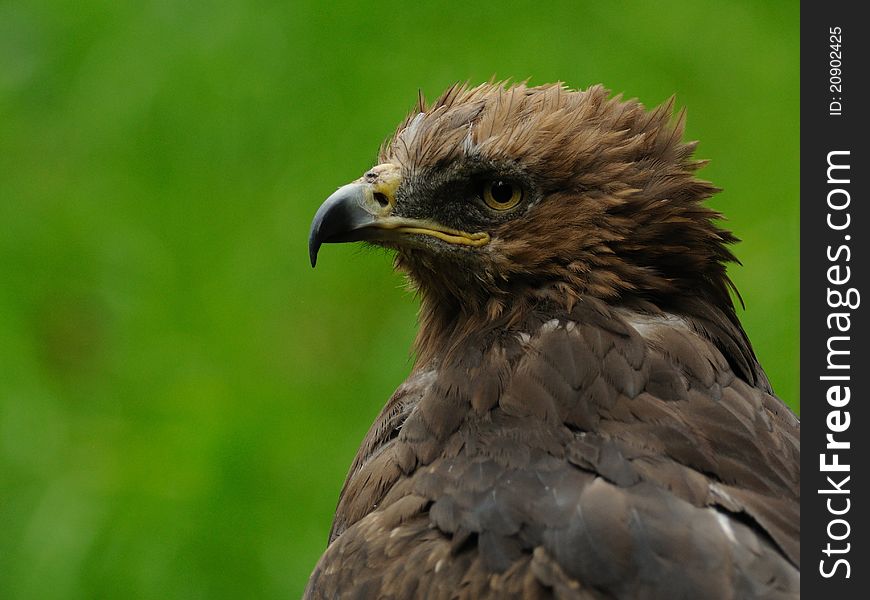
[[305, 82, 799, 599]]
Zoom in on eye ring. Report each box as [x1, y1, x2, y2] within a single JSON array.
[[483, 180, 523, 211]]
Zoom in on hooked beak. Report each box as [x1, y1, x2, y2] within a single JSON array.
[[308, 164, 489, 267], [308, 182, 385, 267]]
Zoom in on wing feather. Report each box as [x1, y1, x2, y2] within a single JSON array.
[[306, 303, 799, 598]]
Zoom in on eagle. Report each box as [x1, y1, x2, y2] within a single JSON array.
[[305, 82, 799, 599]]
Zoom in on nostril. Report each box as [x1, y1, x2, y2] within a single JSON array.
[[373, 192, 390, 208]]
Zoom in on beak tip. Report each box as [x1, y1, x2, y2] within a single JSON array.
[[308, 233, 320, 268]]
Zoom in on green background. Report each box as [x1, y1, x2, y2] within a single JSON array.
[[1, 1, 798, 597]]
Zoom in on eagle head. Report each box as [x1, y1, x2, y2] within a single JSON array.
[[310, 83, 740, 355]]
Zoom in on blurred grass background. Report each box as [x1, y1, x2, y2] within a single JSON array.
[[0, 0, 798, 597]]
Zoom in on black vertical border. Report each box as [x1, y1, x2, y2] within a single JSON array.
[[802, 2, 868, 596]]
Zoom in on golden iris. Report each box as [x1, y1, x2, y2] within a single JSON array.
[[483, 180, 522, 210]]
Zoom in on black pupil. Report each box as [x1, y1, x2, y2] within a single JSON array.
[[490, 181, 514, 203]]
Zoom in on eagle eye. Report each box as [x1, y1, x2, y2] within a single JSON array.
[[483, 180, 522, 211]]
